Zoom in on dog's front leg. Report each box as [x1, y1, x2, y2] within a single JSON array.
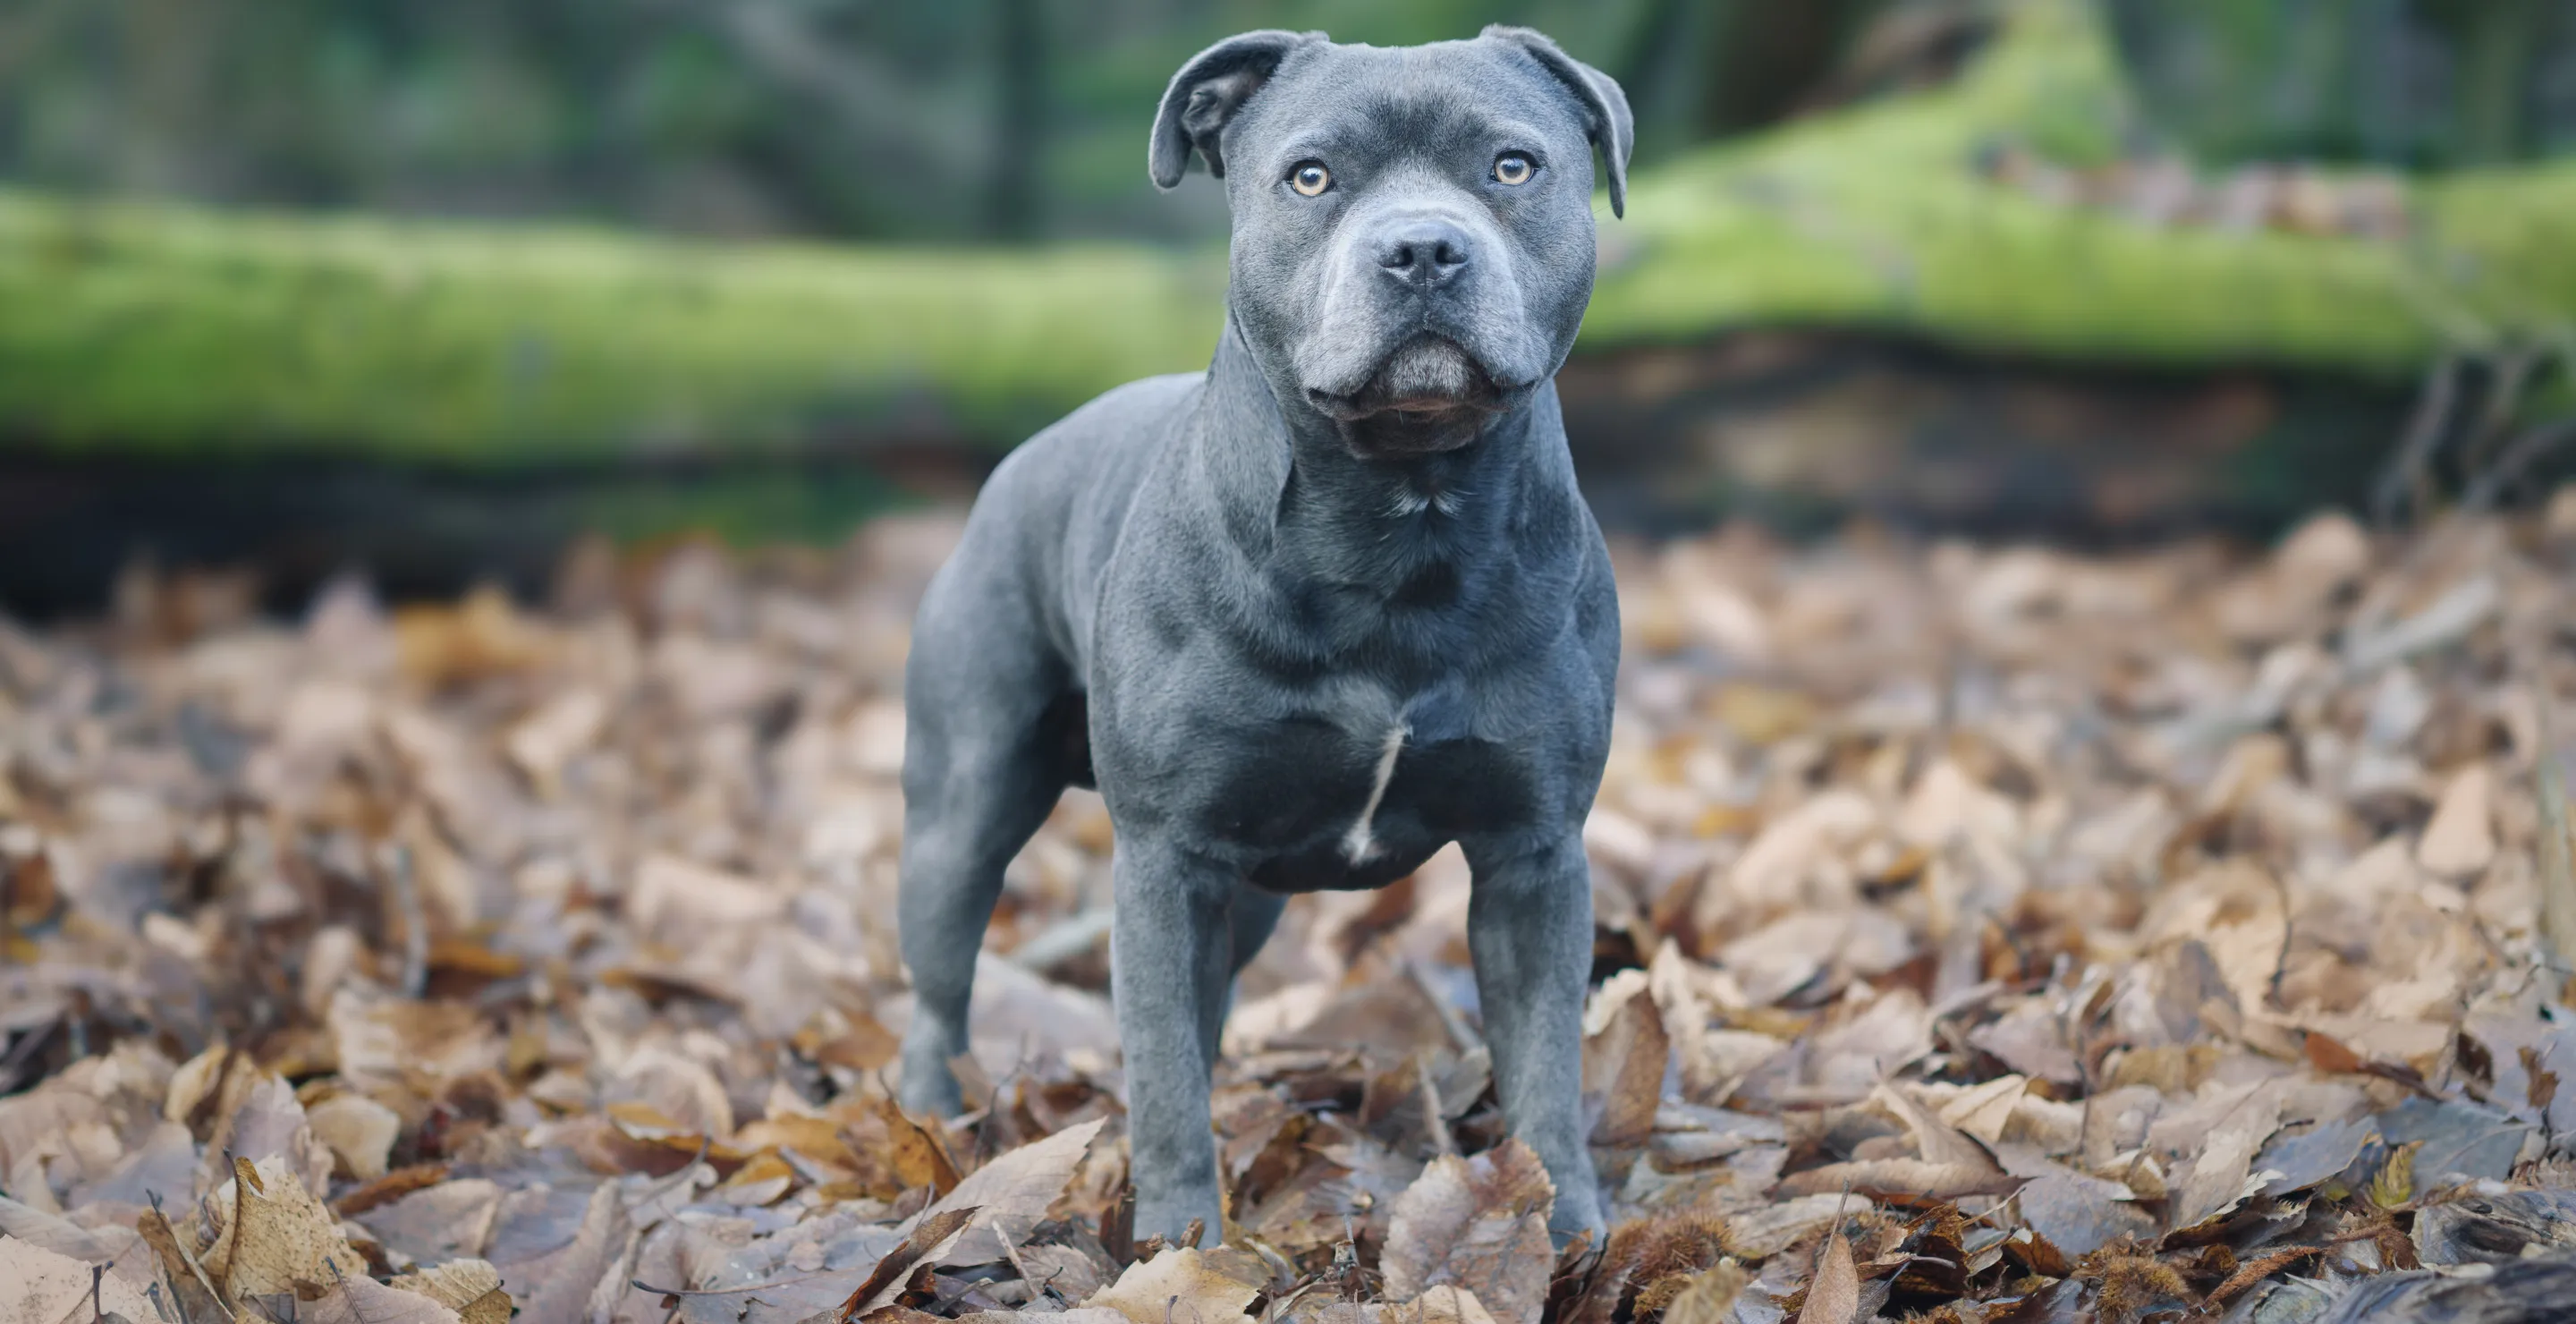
[[1463, 831, 1607, 1249], [1112, 835, 1234, 1246]]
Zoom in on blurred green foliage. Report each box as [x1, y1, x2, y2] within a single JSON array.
[[0, 0, 1704, 243], [2106, 0, 2576, 168], [6, 0, 2564, 248], [6, 0, 2570, 468]]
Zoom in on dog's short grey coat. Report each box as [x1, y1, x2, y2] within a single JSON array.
[[895, 26, 1631, 1248]]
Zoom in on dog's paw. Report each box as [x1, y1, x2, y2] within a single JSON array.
[[1547, 1196, 1608, 1259], [894, 1039, 966, 1117]]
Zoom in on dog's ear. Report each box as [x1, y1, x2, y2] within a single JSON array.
[[1149, 30, 1319, 190], [1482, 26, 1634, 218]]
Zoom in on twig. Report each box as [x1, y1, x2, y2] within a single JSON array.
[[1402, 956, 1482, 1054], [2374, 356, 2463, 529], [1416, 1050, 1456, 1158], [2462, 345, 2544, 475], [2461, 416, 2576, 513]]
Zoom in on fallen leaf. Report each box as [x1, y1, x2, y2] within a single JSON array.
[[500, 1181, 629, 1324], [1936, 1075, 2026, 1148], [302, 1272, 470, 1324], [2015, 1171, 2153, 1257], [1382, 1141, 1556, 1324], [1584, 972, 1670, 1149], [837, 1205, 980, 1320], [2411, 1188, 2576, 1265], [308, 1092, 402, 1181], [1801, 1232, 1859, 1324], [394, 1259, 514, 1324], [1875, 1085, 2004, 1173], [1720, 1195, 1852, 1260], [0, 1233, 164, 1323], [1083, 1246, 1270, 1324], [2417, 765, 2496, 876], [138, 1203, 229, 1322], [910, 1116, 1105, 1266], [2311, 1254, 2576, 1324], [203, 1153, 370, 1298], [1775, 1158, 2017, 1204], [2166, 1121, 2271, 1232]]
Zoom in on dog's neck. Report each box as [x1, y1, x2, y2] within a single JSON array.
[[1197, 319, 1555, 602]]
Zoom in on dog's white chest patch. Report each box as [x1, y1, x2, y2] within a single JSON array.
[[1341, 722, 1411, 863]]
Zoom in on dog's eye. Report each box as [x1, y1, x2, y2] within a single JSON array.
[[1289, 162, 1332, 197], [1493, 153, 1535, 185]]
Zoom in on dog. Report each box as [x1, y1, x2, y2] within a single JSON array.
[[894, 26, 1631, 1250]]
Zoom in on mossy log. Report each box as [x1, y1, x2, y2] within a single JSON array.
[[0, 0, 2571, 469]]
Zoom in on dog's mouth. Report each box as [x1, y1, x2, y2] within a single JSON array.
[[1304, 336, 1510, 426]]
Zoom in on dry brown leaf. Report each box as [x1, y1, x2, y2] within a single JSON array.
[[335, 1162, 452, 1218], [393, 1259, 513, 1324], [911, 1116, 1105, 1267], [1801, 1233, 1859, 1324], [2417, 764, 2496, 876], [139, 1202, 229, 1322], [1873, 1085, 2002, 1174], [1083, 1245, 1271, 1324], [1720, 1195, 1852, 1260], [1410, 1285, 1502, 1324], [302, 1273, 470, 1324], [871, 1095, 962, 1196], [2166, 1120, 2274, 1232], [307, 1091, 402, 1181], [838, 1205, 981, 1320], [204, 1153, 370, 1298], [1584, 971, 1670, 1149], [501, 1180, 629, 1324], [1936, 1075, 2026, 1147], [1382, 1140, 1555, 1324], [2016, 1171, 2154, 1257], [2, 1232, 165, 1324], [1774, 1158, 2016, 1204]]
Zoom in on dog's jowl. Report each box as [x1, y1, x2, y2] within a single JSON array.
[[895, 27, 1631, 1249]]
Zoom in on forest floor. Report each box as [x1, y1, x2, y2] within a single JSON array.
[[6, 495, 2576, 1324]]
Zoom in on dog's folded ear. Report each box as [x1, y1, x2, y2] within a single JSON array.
[[1149, 30, 1321, 190], [1481, 27, 1634, 218]]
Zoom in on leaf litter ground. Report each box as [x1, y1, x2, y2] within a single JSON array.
[[6, 495, 2576, 1324]]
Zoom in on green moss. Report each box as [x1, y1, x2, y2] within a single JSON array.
[[1, 0, 2571, 467], [1581, 0, 2576, 373], [0, 196, 1224, 463]]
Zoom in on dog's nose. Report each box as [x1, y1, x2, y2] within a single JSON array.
[[1375, 220, 1471, 288]]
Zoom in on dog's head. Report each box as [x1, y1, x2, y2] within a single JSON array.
[[1151, 28, 1631, 459]]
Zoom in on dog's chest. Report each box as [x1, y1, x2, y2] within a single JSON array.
[[1197, 684, 1537, 890]]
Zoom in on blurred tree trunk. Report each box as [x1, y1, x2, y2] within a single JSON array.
[[2446, 0, 2543, 165], [988, 0, 1046, 240], [1696, 0, 1881, 135]]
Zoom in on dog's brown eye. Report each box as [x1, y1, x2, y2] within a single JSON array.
[[1493, 153, 1534, 185], [1290, 162, 1332, 196]]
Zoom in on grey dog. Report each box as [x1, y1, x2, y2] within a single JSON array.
[[895, 26, 1631, 1249]]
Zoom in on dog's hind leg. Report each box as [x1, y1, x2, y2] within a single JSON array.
[[894, 590, 1074, 1117]]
